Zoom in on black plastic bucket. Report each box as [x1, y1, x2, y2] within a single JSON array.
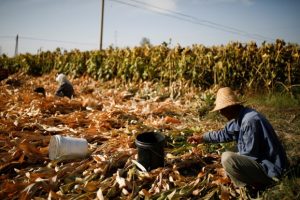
[[135, 132, 165, 171]]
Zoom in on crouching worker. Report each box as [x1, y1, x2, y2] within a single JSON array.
[[55, 73, 74, 99], [188, 87, 288, 190]]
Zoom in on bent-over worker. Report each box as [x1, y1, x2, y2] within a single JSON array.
[[55, 73, 74, 99], [188, 87, 288, 190]]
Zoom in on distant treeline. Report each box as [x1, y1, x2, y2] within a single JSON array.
[[0, 39, 299, 93]]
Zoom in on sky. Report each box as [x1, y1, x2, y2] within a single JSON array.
[[0, 0, 299, 56]]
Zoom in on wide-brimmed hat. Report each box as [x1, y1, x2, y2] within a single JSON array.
[[211, 87, 244, 112]]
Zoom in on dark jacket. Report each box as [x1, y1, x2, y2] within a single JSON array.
[[55, 82, 74, 99]]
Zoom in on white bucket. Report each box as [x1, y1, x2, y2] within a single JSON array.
[[49, 135, 89, 160]]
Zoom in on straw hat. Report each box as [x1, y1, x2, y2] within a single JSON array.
[[211, 87, 244, 112]]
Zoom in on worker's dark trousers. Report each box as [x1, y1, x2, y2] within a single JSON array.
[[221, 152, 275, 189]]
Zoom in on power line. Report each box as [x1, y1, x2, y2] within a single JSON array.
[[110, 0, 243, 36], [109, 0, 275, 42], [128, 0, 274, 41], [115, 0, 274, 41], [0, 35, 15, 39], [110, 0, 239, 34], [128, 0, 246, 34], [1, 35, 97, 46], [118, 0, 272, 41], [20, 36, 97, 46]]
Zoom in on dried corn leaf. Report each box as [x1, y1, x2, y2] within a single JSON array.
[[96, 188, 105, 200], [132, 159, 147, 172], [0, 73, 259, 199]]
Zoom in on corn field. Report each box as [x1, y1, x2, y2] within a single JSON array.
[[1, 39, 299, 93]]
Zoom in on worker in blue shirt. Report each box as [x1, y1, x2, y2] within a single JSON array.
[[188, 87, 288, 190], [55, 73, 74, 99]]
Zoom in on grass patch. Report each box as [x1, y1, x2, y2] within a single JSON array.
[[261, 177, 300, 200], [247, 92, 300, 109]]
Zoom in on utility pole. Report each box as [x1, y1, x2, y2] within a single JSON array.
[[99, 0, 105, 50], [15, 34, 19, 56]]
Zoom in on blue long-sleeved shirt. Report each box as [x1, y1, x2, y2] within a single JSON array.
[[203, 107, 288, 178]]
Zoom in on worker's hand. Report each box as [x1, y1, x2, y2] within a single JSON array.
[[187, 134, 204, 144]]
